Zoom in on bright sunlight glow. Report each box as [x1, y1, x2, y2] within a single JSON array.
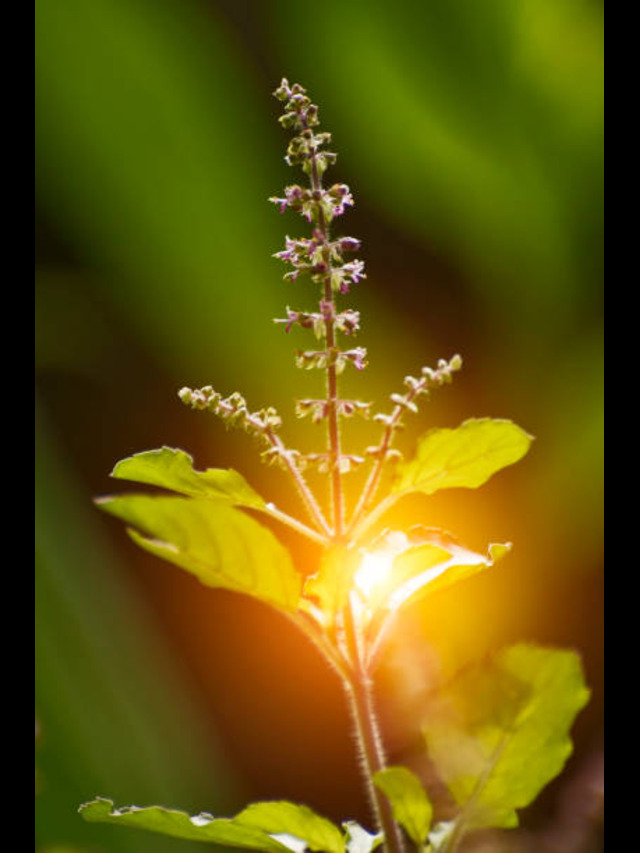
[[354, 550, 396, 599]]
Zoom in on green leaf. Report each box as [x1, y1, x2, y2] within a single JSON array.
[[79, 798, 292, 850], [373, 766, 433, 846], [388, 535, 511, 612], [423, 644, 590, 835], [235, 801, 345, 853], [111, 446, 266, 509], [393, 419, 533, 497], [358, 528, 511, 617], [96, 495, 300, 611], [342, 821, 383, 853]]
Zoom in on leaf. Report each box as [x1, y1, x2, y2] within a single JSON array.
[[96, 495, 300, 611], [79, 798, 292, 850], [353, 529, 510, 656], [387, 532, 511, 612], [373, 766, 433, 846], [423, 644, 590, 834], [393, 419, 533, 497], [111, 447, 266, 509], [235, 801, 345, 853], [303, 544, 362, 626], [342, 821, 383, 853]]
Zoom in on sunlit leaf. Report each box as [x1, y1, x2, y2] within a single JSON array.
[[342, 821, 383, 853], [111, 446, 266, 507], [303, 543, 362, 626], [235, 801, 345, 853], [79, 798, 291, 850], [423, 644, 590, 835], [373, 766, 432, 846], [393, 419, 533, 497], [96, 495, 300, 611], [356, 528, 510, 620], [387, 531, 511, 612]]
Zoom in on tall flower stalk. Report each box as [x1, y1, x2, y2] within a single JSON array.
[[81, 80, 589, 853]]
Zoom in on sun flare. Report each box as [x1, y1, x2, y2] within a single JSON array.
[[354, 550, 396, 599]]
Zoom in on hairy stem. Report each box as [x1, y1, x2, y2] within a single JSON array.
[[263, 504, 329, 546], [347, 379, 425, 535], [343, 598, 406, 853], [265, 427, 332, 538], [301, 111, 344, 537]]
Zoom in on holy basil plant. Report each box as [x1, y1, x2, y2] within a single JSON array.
[[81, 80, 589, 853]]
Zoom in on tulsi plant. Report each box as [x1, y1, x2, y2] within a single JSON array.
[[80, 80, 590, 853]]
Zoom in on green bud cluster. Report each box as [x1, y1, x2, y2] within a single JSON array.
[[178, 386, 282, 436]]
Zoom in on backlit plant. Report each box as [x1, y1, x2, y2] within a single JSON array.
[[80, 80, 590, 853]]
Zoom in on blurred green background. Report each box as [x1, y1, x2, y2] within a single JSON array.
[[35, 1, 603, 851]]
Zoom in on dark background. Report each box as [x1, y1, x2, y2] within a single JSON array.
[[35, 1, 603, 851]]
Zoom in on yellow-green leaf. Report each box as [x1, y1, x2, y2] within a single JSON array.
[[393, 419, 533, 497], [111, 446, 266, 508], [97, 495, 300, 612], [79, 798, 293, 850], [235, 801, 345, 853], [373, 766, 433, 846], [388, 534, 511, 612], [303, 543, 362, 627], [355, 529, 510, 617], [423, 644, 590, 834]]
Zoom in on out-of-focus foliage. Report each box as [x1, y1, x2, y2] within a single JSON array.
[[35, 408, 237, 852], [423, 644, 591, 839]]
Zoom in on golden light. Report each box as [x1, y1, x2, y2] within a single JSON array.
[[354, 550, 396, 599], [353, 531, 410, 602]]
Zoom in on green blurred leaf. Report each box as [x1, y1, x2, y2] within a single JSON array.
[[342, 821, 383, 853], [373, 766, 433, 846], [97, 495, 300, 612], [111, 447, 266, 509], [235, 801, 345, 853], [79, 798, 291, 850], [423, 644, 590, 836], [394, 419, 533, 497]]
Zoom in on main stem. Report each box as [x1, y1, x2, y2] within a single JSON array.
[[303, 108, 403, 850], [343, 602, 406, 853], [304, 119, 344, 536]]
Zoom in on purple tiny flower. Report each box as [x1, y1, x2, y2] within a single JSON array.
[[269, 196, 289, 213], [344, 259, 365, 283], [338, 237, 361, 253], [345, 347, 368, 370]]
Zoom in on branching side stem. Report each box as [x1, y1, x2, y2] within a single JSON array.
[[264, 426, 332, 538]]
